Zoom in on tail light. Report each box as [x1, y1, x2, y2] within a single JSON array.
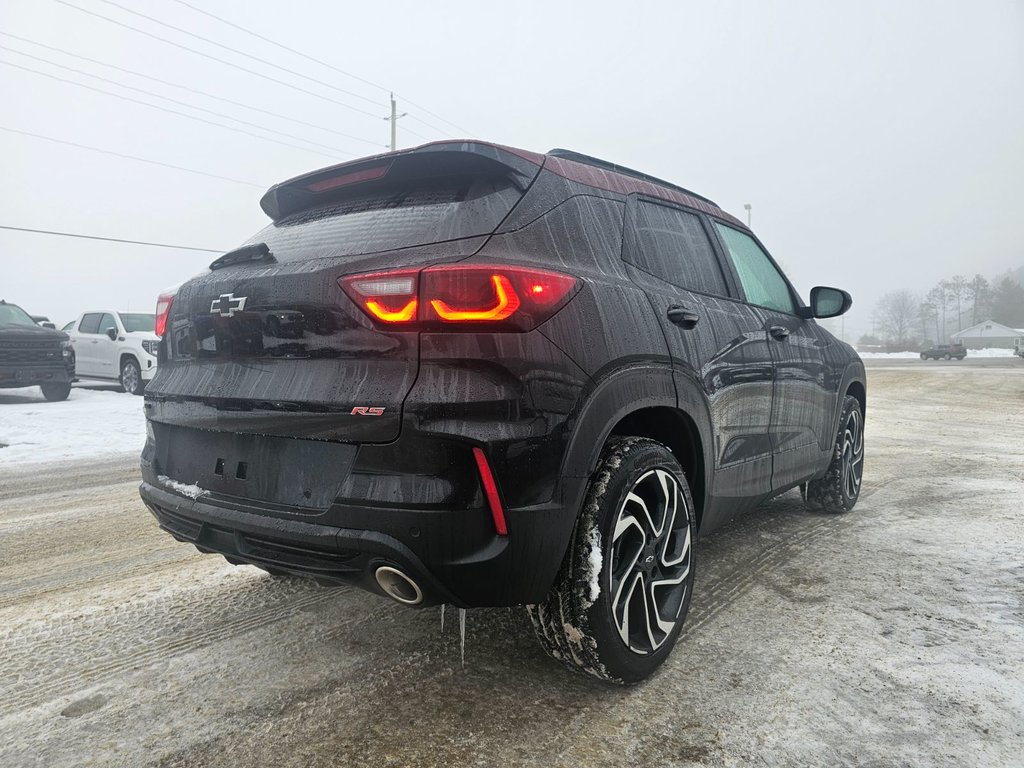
[[155, 291, 175, 337], [340, 265, 579, 331]]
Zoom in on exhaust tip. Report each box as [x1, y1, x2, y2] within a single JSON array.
[[374, 566, 423, 606]]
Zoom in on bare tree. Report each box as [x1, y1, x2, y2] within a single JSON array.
[[926, 284, 949, 340], [876, 290, 919, 348], [966, 274, 991, 325], [947, 275, 968, 331], [919, 301, 937, 343]]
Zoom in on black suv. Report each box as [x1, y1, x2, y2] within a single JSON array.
[[0, 300, 76, 401], [920, 343, 966, 360], [139, 142, 865, 682]]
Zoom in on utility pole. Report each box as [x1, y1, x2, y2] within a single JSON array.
[[385, 92, 407, 152], [743, 203, 752, 227]]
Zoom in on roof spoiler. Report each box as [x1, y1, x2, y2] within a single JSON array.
[[259, 141, 544, 223]]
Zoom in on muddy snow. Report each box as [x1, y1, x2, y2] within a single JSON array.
[[0, 362, 1021, 767]]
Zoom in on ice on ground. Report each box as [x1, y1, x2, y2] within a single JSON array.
[[858, 347, 1016, 358], [156, 475, 208, 500], [0, 384, 144, 468]]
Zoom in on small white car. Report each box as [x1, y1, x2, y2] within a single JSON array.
[[67, 311, 159, 395]]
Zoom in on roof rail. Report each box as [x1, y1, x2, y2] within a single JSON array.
[[546, 148, 718, 207]]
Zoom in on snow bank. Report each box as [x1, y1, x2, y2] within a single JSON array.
[[858, 348, 1017, 359], [0, 384, 145, 468]]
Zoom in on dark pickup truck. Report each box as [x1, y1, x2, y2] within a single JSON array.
[[920, 343, 967, 361], [0, 300, 76, 401]]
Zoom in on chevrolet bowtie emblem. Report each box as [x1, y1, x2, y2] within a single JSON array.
[[210, 293, 247, 317]]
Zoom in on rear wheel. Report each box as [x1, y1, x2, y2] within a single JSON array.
[[527, 437, 696, 683], [806, 395, 864, 513], [40, 382, 71, 401], [120, 358, 145, 395], [919, 353, 927, 360]]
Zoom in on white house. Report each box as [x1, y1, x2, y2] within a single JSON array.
[[951, 320, 1024, 349]]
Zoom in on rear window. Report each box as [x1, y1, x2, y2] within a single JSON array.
[[248, 177, 522, 260], [119, 313, 155, 333]]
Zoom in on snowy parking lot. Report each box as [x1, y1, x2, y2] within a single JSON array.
[[1, 361, 1022, 766], [0, 383, 145, 467]]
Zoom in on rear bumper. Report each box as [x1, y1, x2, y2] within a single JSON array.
[[139, 447, 577, 608]]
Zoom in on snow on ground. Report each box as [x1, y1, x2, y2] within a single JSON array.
[[858, 347, 1016, 358], [0, 383, 144, 468]]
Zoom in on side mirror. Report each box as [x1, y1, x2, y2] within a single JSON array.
[[799, 286, 852, 319], [105, 327, 118, 341]]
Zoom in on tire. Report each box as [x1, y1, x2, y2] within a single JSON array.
[[919, 353, 927, 360], [527, 437, 696, 684], [40, 382, 71, 401], [119, 357, 145, 395], [805, 395, 864, 513]]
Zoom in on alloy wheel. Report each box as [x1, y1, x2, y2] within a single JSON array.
[[841, 408, 864, 499], [609, 468, 692, 655], [122, 362, 139, 394]]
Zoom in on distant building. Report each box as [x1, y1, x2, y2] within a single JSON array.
[[951, 320, 1024, 349]]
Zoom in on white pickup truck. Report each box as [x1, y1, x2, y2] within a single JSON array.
[[66, 311, 159, 394]]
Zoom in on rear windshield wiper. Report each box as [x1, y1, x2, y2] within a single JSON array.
[[209, 242, 276, 270]]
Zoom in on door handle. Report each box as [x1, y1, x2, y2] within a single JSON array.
[[667, 306, 699, 329], [769, 325, 791, 340]]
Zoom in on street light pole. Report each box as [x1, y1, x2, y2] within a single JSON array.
[[743, 203, 752, 227]]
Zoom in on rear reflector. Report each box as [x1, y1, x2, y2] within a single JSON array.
[[339, 265, 579, 331], [472, 446, 508, 536], [155, 291, 175, 337]]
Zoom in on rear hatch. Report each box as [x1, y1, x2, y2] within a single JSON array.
[[146, 143, 542, 446]]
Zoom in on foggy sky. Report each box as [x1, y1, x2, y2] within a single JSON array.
[[3, 0, 1022, 341]]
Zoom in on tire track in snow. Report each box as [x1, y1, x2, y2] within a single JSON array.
[[0, 547, 196, 611], [2, 585, 348, 713], [684, 519, 837, 635]]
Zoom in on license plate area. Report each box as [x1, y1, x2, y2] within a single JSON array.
[[154, 423, 356, 511]]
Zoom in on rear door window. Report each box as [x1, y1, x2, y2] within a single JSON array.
[[714, 223, 797, 314], [79, 313, 102, 334], [626, 201, 730, 296]]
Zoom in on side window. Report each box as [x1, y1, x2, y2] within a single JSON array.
[[79, 313, 102, 334], [626, 201, 730, 296], [714, 223, 796, 313], [98, 313, 118, 335]]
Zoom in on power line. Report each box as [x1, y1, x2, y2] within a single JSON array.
[[52, 0, 385, 121], [0, 225, 224, 253], [0, 31, 381, 148], [170, 0, 391, 96], [0, 45, 352, 156], [167, 0, 473, 137], [0, 125, 265, 188], [0, 58, 346, 159], [401, 100, 473, 137], [95, 0, 384, 110]]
